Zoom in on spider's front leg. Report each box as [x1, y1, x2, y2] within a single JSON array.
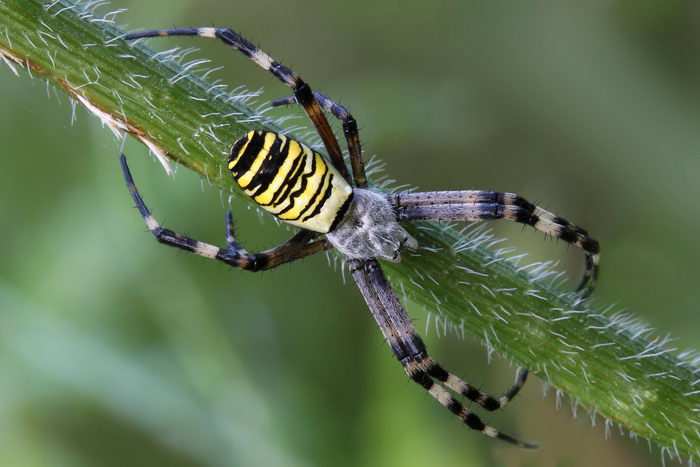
[[120, 155, 330, 271], [350, 258, 536, 448], [393, 190, 600, 299]]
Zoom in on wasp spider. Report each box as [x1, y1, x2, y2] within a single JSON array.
[[120, 27, 600, 448]]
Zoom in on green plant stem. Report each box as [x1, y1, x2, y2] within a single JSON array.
[[1, 0, 698, 461]]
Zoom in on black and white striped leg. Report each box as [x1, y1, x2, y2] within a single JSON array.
[[120, 155, 330, 271], [123, 27, 350, 183], [393, 190, 600, 299], [272, 91, 367, 188], [225, 210, 238, 249], [350, 258, 536, 448]]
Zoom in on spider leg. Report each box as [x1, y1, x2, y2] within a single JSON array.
[[120, 155, 330, 271], [393, 190, 600, 299], [271, 91, 367, 188], [350, 258, 536, 448], [123, 28, 351, 183]]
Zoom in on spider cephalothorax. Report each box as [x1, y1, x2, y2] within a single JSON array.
[[321, 189, 418, 261], [120, 26, 601, 448]]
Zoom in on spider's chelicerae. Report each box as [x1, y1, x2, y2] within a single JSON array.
[[120, 27, 600, 448]]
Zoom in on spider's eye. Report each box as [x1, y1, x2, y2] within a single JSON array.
[[354, 220, 363, 228]]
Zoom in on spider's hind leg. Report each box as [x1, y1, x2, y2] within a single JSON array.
[[120, 154, 330, 271], [123, 27, 351, 183], [272, 91, 367, 188]]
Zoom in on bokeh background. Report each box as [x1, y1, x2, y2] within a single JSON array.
[[1, 1, 699, 466]]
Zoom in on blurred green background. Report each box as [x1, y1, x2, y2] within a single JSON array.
[[1, 1, 699, 466]]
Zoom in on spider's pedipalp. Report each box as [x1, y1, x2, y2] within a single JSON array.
[[393, 190, 600, 298]]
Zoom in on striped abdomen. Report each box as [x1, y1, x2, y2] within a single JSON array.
[[228, 131, 353, 233]]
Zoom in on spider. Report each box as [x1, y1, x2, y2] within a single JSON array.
[[120, 27, 600, 448]]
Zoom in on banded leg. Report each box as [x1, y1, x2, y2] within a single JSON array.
[[272, 91, 367, 188], [123, 27, 351, 183], [121, 155, 330, 271], [393, 190, 600, 299], [350, 258, 536, 448]]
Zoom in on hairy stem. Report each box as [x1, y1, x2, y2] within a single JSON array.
[[1, 0, 698, 461]]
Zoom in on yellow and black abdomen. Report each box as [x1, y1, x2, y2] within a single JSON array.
[[228, 130, 353, 233]]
